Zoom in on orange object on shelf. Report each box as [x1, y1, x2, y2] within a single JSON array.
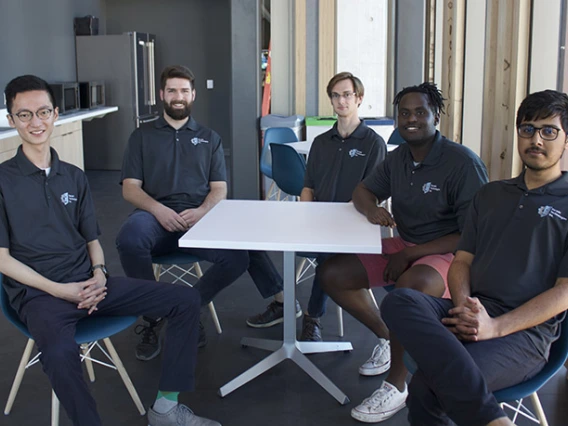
[[261, 41, 271, 117]]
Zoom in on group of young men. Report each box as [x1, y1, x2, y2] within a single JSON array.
[[1, 64, 567, 426]]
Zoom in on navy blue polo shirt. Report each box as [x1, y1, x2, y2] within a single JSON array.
[[121, 116, 226, 212], [0, 146, 99, 311], [458, 171, 568, 356], [362, 131, 488, 244], [304, 121, 385, 202]]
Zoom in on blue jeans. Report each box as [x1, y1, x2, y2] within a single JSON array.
[[116, 210, 283, 306], [299, 252, 334, 318], [381, 288, 546, 426]]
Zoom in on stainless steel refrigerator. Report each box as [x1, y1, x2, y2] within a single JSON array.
[[76, 32, 159, 170]]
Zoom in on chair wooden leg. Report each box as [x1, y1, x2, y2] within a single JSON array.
[[529, 392, 549, 426], [208, 302, 222, 334], [82, 344, 96, 383], [369, 289, 379, 309], [193, 262, 223, 334], [337, 305, 344, 337], [102, 338, 146, 415], [51, 391, 59, 426], [296, 258, 307, 282], [153, 264, 161, 281], [5, 338, 35, 415]]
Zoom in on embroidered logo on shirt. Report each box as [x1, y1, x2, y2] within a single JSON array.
[[422, 182, 441, 194], [538, 205, 567, 220], [191, 137, 209, 146], [60, 192, 78, 205], [349, 149, 366, 158]]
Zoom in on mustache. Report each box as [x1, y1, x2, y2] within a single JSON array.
[[525, 147, 546, 155]]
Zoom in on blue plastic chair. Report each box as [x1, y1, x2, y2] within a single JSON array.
[[270, 143, 306, 198], [0, 273, 145, 425], [387, 128, 406, 146], [152, 252, 222, 334], [403, 314, 568, 425], [260, 127, 299, 199]]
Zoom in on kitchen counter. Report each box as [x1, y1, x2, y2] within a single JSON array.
[[0, 106, 118, 140]]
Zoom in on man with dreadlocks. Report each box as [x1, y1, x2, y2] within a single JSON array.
[[319, 82, 488, 423]]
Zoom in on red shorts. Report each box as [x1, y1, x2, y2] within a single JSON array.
[[357, 237, 453, 298]]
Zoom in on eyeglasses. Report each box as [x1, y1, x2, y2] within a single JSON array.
[[10, 108, 54, 123], [517, 124, 561, 141], [330, 92, 357, 101]]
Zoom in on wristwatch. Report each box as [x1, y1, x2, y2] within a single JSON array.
[[91, 264, 109, 278]]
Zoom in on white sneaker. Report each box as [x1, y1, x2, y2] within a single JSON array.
[[359, 339, 391, 376], [351, 381, 408, 423]]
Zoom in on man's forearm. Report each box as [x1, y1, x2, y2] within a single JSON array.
[[403, 233, 461, 263], [447, 258, 472, 307], [0, 249, 60, 296], [352, 184, 379, 216], [198, 185, 227, 214], [87, 240, 105, 267], [123, 184, 165, 216], [300, 187, 314, 202], [494, 279, 568, 338]]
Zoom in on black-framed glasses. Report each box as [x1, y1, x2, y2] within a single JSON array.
[[330, 92, 357, 101], [10, 108, 54, 123], [517, 124, 560, 141]]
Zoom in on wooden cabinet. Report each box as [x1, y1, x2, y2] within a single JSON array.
[[0, 121, 84, 170]]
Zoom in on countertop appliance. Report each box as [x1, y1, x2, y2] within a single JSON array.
[[49, 82, 80, 115], [76, 32, 158, 170], [79, 81, 105, 109]]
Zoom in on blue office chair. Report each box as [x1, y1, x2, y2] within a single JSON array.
[[0, 273, 145, 426], [260, 127, 299, 200], [270, 143, 306, 199], [387, 127, 405, 146], [403, 315, 568, 425], [152, 252, 222, 334]]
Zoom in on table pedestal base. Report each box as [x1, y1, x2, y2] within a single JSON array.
[[218, 251, 352, 405], [218, 338, 352, 405]]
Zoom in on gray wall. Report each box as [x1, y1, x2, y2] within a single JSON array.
[[395, 0, 426, 93], [104, 0, 232, 151], [0, 0, 104, 107]]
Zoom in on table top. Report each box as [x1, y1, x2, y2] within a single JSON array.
[[288, 140, 398, 155], [179, 200, 382, 254]]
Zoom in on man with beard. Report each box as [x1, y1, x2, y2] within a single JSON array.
[[319, 82, 488, 423], [116, 65, 287, 361], [380, 90, 568, 426]]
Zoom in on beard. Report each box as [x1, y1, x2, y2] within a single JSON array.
[[164, 100, 192, 120]]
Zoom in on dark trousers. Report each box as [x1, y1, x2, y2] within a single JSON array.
[[381, 288, 546, 426], [300, 253, 334, 318], [116, 210, 283, 306], [18, 277, 201, 426]]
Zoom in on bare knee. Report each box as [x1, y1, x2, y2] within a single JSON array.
[[396, 265, 445, 297], [319, 254, 368, 294]]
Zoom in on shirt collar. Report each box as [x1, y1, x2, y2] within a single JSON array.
[[401, 131, 444, 166], [15, 145, 62, 176], [330, 120, 369, 140], [155, 115, 199, 131], [504, 170, 568, 195]]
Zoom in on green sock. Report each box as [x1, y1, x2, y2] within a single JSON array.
[[153, 391, 179, 413]]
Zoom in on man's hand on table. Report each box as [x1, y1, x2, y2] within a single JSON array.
[[366, 205, 396, 228]]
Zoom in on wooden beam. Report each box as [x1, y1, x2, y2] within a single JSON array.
[[294, 0, 306, 116], [439, 0, 465, 143], [318, 0, 336, 115]]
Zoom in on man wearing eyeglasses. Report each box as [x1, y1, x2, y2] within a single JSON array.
[[0, 75, 221, 426], [247, 72, 386, 339], [380, 89, 568, 426]]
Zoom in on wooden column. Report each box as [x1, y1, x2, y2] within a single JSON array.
[[481, 0, 530, 180], [318, 0, 336, 116], [294, 0, 306, 116], [439, 0, 465, 143]]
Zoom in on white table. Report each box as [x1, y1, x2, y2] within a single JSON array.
[[179, 200, 382, 404], [288, 140, 399, 156]]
